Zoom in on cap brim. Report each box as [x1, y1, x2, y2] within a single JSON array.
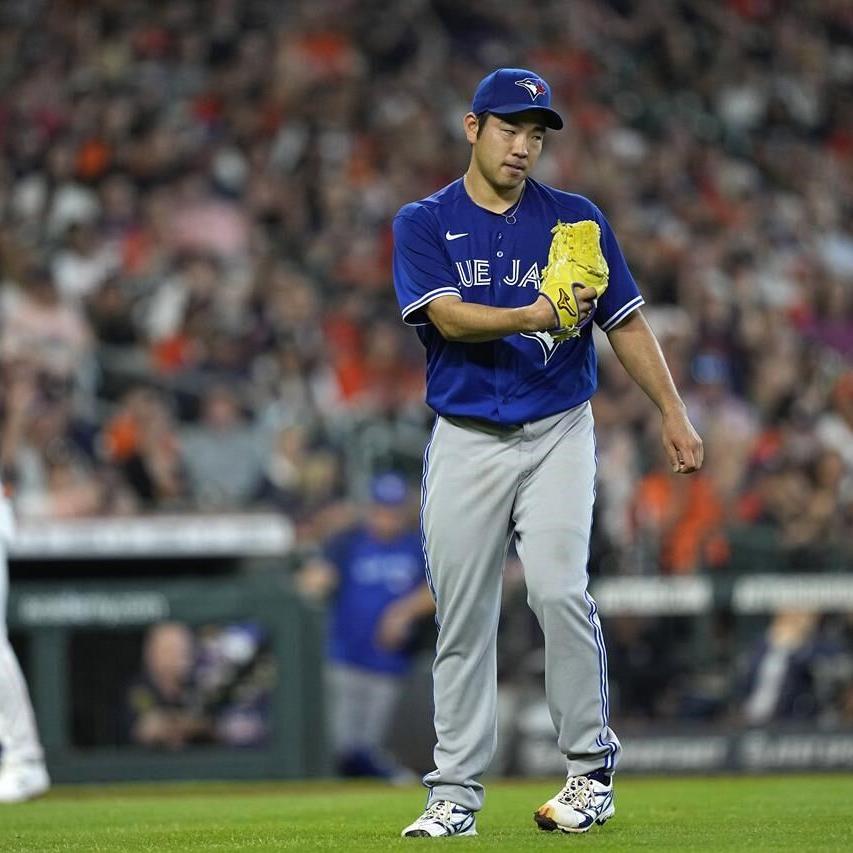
[[491, 105, 564, 130]]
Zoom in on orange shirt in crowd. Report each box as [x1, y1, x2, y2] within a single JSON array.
[[631, 472, 729, 574]]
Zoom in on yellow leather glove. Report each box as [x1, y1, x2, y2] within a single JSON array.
[[539, 220, 609, 340]]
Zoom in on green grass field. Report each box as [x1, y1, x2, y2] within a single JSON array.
[[1, 776, 851, 852]]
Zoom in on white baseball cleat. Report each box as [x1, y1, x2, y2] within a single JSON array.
[[402, 799, 477, 837], [0, 761, 50, 804], [534, 773, 614, 833]]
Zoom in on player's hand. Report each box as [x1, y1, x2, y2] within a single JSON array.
[[375, 601, 414, 651], [294, 558, 338, 600], [530, 294, 559, 330], [661, 407, 703, 474], [532, 284, 597, 332], [572, 284, 597, 325]]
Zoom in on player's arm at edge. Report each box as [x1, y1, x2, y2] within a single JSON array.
[[606, 308, 704, 474], [375, 582, 436, 651], [425, 290, 595, 343], [294, 556, 339, 600]]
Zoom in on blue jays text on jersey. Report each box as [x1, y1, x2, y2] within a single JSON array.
[[392, 178, 644, 426]]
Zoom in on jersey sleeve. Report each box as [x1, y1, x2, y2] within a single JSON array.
[[590, 207, 645, 332], [392, 204, 461, 326]]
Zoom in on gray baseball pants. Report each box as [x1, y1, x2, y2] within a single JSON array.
[[420, 402, 620, 811], [328, 663, 402, 755]]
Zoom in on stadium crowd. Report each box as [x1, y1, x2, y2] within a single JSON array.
[[0, 0, 850, 583]]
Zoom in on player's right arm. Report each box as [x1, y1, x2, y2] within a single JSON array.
[[393, 204, 595, 343], [294, 556, 339, 600], [425, 293, 591, 343], [375, 582, 435, 650]]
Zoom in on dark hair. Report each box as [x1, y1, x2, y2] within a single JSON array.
[[475, 112, 490, 138]]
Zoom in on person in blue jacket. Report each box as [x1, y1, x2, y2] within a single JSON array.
[[298, 472, 435, 781]]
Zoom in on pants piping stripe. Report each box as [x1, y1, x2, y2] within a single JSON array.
[[419, 416, 440, 608], [586, 425, 617, 771]]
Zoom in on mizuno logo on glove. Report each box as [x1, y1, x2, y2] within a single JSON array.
[[557, 287, 578, 318]]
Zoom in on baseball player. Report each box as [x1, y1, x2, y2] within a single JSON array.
[[392, 68, 702, 837], [0, 386, 50, 801], [298, 472, 435, 781]]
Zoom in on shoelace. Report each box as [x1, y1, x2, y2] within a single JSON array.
[[556, 776, 595, 809], [421, 800, 454, 824]]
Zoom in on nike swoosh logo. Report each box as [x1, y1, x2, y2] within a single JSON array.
[[445, 231, 469, 241]]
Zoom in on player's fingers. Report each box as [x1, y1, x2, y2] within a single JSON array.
[[677, 457, 696, 473], [572, 284, 597, 321], [694, 436, 705, 470], [572, 284, 598, 302], [675, 441, 700, 473], [664, 439, 681, 474], [683, 430, 705, 472]]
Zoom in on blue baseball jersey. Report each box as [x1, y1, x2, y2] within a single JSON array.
[[326, 526, 426, 675], [392, 177, 644, 425]]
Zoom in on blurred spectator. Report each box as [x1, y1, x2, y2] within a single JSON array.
[[683, 349, 759, 504], [51, 222, 120, 306], [194, 622, 276, 748], [179, 384, 266, 509], [125, 620, 275, 750], [255, 425, 354, 548], [629, 451, 729, 575], [102, 387, 188, 509], [86, 275, 139, 348], [2, 362, 105, 519], [126, 622, 213, 749], [737, 440, 847, 562], [0, 266, 92, 392], [740, 611, 852, 726], [297, 472, 434, 781], [816, 372, 853, 490]]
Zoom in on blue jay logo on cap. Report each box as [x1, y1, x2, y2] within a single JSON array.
[[515, 78, 547, 101]]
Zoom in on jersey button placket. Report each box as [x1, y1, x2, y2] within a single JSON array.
[[493, 228, 511, 421]]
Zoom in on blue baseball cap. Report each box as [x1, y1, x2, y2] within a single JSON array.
[[691, 352, 731, 386], [369, 472, 408, 507], [471, 68, 564, 130]]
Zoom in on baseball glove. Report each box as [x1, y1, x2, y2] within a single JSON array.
[[538, 220, 609, 340]]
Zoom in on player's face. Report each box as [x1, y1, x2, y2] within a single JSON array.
[[368, 504, 408, 539], [470, 113, 546, 191]]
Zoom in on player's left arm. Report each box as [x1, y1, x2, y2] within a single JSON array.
[[606, 309, 704, 474]]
